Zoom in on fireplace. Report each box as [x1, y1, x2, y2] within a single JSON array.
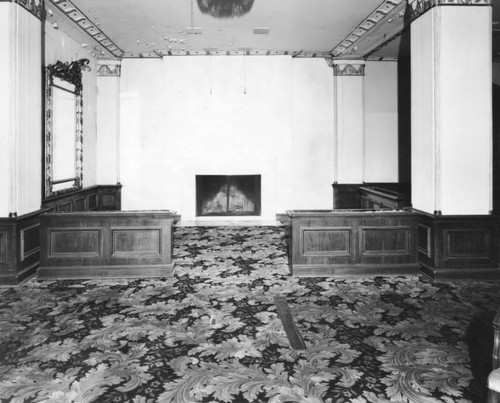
[[196, 175, 261, 216]]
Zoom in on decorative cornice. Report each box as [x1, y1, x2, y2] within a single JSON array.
[[121, 49, 332, 59], [1, 0, 45, 19], [47, 0, 123, 58], [333, 62, 366, 77], [409, 0, 492, 22], [97, 63, 121, 77], [331, 0, 405, 58]]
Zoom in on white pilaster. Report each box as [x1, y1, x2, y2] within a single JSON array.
[[333, 60, 365, 184], [96, 61, 121, 185], [411, 1, 492, 215]]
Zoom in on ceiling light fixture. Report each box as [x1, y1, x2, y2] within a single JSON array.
[[197, 0, 254, 18]]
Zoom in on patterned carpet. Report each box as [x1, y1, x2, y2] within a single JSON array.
[[0, 225, 499, 403]]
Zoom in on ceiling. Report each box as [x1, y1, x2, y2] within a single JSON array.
[[45, 0, 499, 61]]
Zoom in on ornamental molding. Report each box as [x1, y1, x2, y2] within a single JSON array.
[[331, 0, 405, 58], [97, 63, 121, 77], [409, 0, 492, 21], [47, 0, 123, 58], [2, 0, 45, 19], [46, 59, 88, 90], [333, 62, 366, 77]]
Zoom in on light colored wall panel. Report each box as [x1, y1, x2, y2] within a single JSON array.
[[334, 74, 365, 183], [0, 3, 13, 217], [438, 7, 491, 214], [291, 58, 334, 209], [364, 61, 398, 182], [97, 74, 120, 184], [15, 7, 42, 216], [0, 4, 42, 217], [411, 10, 436, 214]]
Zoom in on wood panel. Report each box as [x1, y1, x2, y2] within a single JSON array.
[[39, 210, 177, 280], [0, 211, 42, 285], [49, 229, 102, 257], [359, 187, 411, 210], [74, 197, 86, 211], [0, 185, 122, 286], [111, 228, 161, 257], [361, 227, 410, 255], [0, 231, 6, 263], [287, 210, 419, 277], [332, 183, 411, 209], [20, 224, 39, 260], [301, 227, 351, 257], [417, 211, 500, 280]]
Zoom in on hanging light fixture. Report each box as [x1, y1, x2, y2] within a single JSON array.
[[197, 0, 254, 18]]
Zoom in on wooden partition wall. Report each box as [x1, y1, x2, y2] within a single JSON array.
[[38, 210, 177, 280], [286, 209, 420, 277], [0, 185, 121, 285]]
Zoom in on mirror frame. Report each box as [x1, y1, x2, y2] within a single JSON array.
[[43, 59, 89, 199]]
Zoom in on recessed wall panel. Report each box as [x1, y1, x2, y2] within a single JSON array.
[[445, 229, 490, 259], [50, 229, 101, 257], [361, 227, 410, 255], [21, 224, 39, 260], [302, 227, 351, 257], [111, 228, 161, 257]]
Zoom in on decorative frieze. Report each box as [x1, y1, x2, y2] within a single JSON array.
[[97, 63, 121, 77], [409, 0, 492, 21], [1, 0, 45, 19], [333, 62, 366, 77]]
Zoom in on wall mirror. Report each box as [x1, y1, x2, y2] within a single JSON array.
[[44, 59, 88, 199]]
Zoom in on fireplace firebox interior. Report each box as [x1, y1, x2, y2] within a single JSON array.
[[196, 175, 261, 216]]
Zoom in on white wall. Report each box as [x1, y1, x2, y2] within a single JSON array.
[[120, 56, 335, 220], [364, 61, 398, 182], [0, 4, 41, 217]]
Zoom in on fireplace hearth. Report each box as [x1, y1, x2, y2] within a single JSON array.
[[196, 175, 261, 216]]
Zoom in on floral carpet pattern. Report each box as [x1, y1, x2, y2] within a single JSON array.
[[0, 225, 500, 403]]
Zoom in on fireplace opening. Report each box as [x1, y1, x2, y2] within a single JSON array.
[[196, 175, 261, 216]]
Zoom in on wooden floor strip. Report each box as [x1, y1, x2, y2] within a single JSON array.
[[273, 296, 307, 350]]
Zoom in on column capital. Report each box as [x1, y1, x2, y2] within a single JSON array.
[[97, 61, 122, 77], [332, 60, 366, 77], [410, 0, 492, 22]]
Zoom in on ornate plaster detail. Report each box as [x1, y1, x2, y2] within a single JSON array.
[[47, 0, 123, 58], [333, 63, 365, 76], [331, 0, 405, 58], [97, 63, 121, 77], [4, 0, 45, 19], [121, 49, 332, 58], [46, 59, 88, 90], [409, 0, 492, 21]]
